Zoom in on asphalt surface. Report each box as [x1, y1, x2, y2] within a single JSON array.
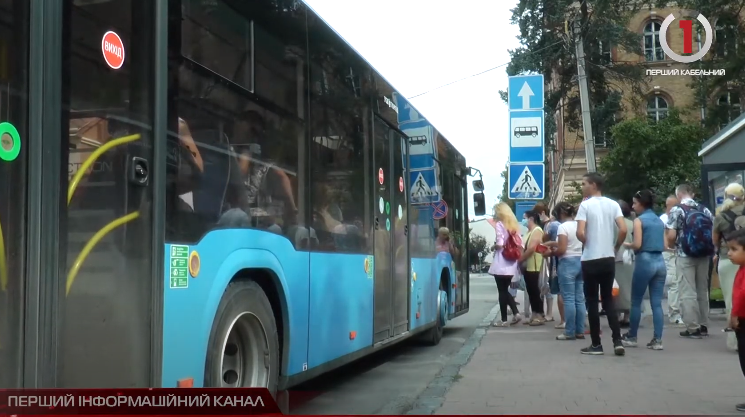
[[288, 273, 498, 415]]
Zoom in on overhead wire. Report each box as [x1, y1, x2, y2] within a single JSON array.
[[408, 39, 566, 99]]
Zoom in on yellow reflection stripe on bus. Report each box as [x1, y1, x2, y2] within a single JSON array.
[[67, 133, 140, 205], [66, 211, 140, 296]]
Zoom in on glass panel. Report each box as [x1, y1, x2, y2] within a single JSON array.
[[372, 117, 392, 342], [59, 0, 155, 387], [0, 0, 28, 388], [391, 132, 408, 334], [165, 0, 306, 248]]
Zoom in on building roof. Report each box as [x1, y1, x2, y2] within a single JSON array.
[[699, 111, 745, 157]]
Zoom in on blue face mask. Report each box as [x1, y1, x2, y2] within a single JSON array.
[[521, 218, 528, 227]]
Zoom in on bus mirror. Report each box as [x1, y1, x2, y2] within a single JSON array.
[[472, 179, 484, 192], [473, 192, 485, 216]]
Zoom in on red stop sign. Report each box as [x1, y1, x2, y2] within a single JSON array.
[[399, 177, 404, 192], [378, 168, 384, 184]]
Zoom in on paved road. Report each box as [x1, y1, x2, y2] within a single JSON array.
[[288, 273, 498, 415]]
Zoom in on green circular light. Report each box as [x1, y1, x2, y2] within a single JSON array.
[[0, 122, 21, 162]]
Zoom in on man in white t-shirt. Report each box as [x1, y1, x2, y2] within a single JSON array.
[[660, 195, 682, 324], [575, 172, 627, 356]]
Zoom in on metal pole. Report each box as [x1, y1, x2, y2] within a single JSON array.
[[574, 20, 596, 172]]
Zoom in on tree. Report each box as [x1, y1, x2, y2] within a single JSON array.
[[469, 233, 491, 267], [501, 0, 648, 145], [564, 181, 584, 205], [598, 110, 706, 209]]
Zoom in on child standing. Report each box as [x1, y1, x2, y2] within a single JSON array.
[[725, 228, 745, 412]]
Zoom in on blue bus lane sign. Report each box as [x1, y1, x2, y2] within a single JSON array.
[[508, 74, 545, 163]]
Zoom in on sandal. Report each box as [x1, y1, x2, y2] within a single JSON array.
[[555, 322, 566, 329], [546, 317, 555, 322], [491, 321, 509, 327], [529, 318, 544, 326]]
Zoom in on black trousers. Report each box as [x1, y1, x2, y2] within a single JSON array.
[[494, 275, 518, 322], [523, 271, 544, 315], [581, 257, 621, 346], [736, 324, 745, 380]]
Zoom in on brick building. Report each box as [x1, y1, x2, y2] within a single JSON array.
[[548, 5, 743, 206]]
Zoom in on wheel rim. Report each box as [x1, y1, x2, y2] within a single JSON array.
[[219, 312, 271, 388]]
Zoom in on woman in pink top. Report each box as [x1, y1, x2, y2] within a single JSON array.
[[490, 203, 523, 326]]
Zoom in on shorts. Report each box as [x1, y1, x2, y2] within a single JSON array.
[[549, 276, 560, 295]]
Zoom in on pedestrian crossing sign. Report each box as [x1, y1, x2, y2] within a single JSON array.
[[409, 169, 440, 205], [508, 163, 544, 200]]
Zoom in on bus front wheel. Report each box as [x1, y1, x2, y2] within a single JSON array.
[[423, 282, 447, 346], [204, 280, 279, 395]]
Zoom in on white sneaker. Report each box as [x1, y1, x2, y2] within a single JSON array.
[[511, 314, 523, 325], [492, 320, 510, 327]]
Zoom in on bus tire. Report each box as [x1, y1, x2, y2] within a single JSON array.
[[204, 280, 280, 395], [423, 282, 446, 346]]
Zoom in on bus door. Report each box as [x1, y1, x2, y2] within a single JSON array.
[[372, 116, 410, 343], [453, 175, 468, 313], [56, 0, 157, 387]]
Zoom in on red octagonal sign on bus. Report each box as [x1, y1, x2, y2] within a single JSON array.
[[101, 31, 125, 69], [399, 177, 404, 192], [378, 168, 384, 185]]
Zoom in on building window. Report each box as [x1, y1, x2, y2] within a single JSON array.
[[599, 41, 612, 64], [718, 92, 742, 128], [715, 18, 738, 57], [647, 96, 668, 122], [644, 21, 664, 61]]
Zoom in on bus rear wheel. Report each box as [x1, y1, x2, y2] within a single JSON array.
[[204, 280, 279, 395]]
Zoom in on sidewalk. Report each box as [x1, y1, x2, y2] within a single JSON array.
[[436, 304, 741, 415]]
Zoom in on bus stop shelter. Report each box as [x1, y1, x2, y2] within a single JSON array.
[[698, 111, 745, 308]]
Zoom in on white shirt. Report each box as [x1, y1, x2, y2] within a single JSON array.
[[557, 220, 582, 258], [659, 213, 672, 229], [575, 196, 623, 261]]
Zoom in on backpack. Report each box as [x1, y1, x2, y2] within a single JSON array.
[[502, 230, 523, 261], [721, 209, 745, 235], [678, 204, 715, 257]]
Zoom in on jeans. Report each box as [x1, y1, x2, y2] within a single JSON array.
[[494, 275, 519, 322], [628, 252, 666, 340], [523, 271, 544, 315], [558, 256, 585, 337], [581, 257, 622, 346], [676, 256, 710, 331]]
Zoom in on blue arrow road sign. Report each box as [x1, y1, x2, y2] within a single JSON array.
[[508, 75, 544, 111], [508, 163, 544, 200], [509, 110, 544, 163]]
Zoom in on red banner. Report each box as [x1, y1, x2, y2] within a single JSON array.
[[0, 388, 282, 415]]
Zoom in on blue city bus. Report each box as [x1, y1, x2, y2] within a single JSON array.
[[0, 0, 470, 391]]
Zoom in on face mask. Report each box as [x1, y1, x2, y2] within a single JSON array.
[[521, 218, 528, 227]]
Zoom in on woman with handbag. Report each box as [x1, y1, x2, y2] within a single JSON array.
[[520, 210, 546, 326], [489, 203, 523, 327]]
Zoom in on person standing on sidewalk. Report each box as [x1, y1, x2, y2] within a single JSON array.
[[546, 202, 586, 340], [666, 183, 715, 339], [722, 228, 745, 412], [713, 182, 745, 350], [489, 203, 523, 327], [576, 172, 627, 356], [621, 190, 667, 350], [520, 210, 546, 325], [660, 195, 682, 325]]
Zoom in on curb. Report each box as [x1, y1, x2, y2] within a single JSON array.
[[404, 303, 500, 415]]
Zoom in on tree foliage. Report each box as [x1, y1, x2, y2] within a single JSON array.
[[502, 0, 648, 144], [469, 234, 491, 266], [598, 110, 706, 207]]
